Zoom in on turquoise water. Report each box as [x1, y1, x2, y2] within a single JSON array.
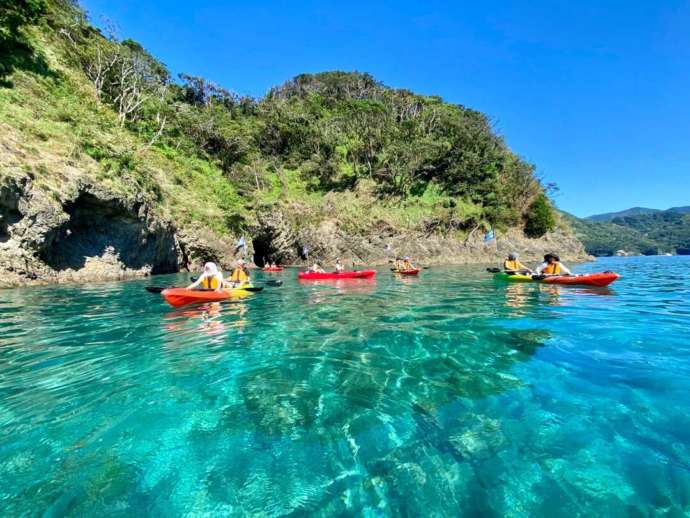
[[1, 256, 690, 516]]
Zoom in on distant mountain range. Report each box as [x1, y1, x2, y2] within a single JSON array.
[[587, 206, 690, 222], [564, 206, 690, 256]]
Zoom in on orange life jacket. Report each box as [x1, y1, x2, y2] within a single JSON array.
[[543, 262, 561, 275]]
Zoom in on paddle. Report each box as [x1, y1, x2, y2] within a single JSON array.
[[145, 286, 167, 293], [145, 287, 216, 294], [145, 286, 265, 293], [531, 272, 577, 281]]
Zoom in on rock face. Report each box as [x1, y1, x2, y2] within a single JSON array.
[[0, 175, 239, 287], [250, 206, 589, 268]]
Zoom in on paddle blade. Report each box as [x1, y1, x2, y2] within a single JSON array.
[[243, 287, 264, 292], [265, 280, 283, 287], [145, 286, 166, 293]]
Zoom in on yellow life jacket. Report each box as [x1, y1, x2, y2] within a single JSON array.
[[543, 262, 561, 275], [230, 267, 249, 283], [504, 259, 521, 271], [201, 275, 221, 289]]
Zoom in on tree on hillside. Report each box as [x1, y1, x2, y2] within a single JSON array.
[[0, 0, 46, 37], [524, 194, 556, 238], [76, 29, 169, 126], [0, 0, 48, 84]]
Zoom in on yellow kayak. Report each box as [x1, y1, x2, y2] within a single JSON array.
[[493, 272, 534, 282]]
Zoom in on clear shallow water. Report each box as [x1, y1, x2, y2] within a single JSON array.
[[1, 256, 690, 516]]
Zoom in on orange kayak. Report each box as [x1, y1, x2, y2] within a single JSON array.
[[541, 272, 620, 287], [161, 287, 259, 307]]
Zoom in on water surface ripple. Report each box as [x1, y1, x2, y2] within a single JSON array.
[[1, 256, 690, 515]]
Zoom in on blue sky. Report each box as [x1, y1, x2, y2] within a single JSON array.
[[80, 0, 690, 217]]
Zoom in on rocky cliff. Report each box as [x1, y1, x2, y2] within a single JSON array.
[[250, 203, 588, 269], [0, 174, 243, 287]]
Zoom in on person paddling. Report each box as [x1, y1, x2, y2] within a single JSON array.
[[310, 261, 325, 273], [263, 261, 278, 271], [335, 258, 345, 273], [402, 257, 416, 271], [393, 256, 403, 271], [503, 252, 532, 274], [187, 262, 225, 292], [228, 259, 251, 287], [535, 253, 572, 276]]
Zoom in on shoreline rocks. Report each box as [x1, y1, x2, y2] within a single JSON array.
[[0, 176, 241, 288]]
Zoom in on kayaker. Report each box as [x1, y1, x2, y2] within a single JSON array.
[[503, 252, 532, 274], [310, 262, 325, 273], [335, 258, 345, 273], [187, 262, 225, 292], [536, 253, 572, 276], [227, 259, 251, 287], [402, 257, 416, 270], [393, 257, 403, 271]]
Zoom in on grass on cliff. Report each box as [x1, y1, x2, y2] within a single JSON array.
[[0, 30, 245, 236]]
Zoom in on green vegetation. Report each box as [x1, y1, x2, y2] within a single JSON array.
[[524, 194, 556, 238], [0, 0, 49, 85], [563, 210, 690, 256], [1, 0, 557, 241]]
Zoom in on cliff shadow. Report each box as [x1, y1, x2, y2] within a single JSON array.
[[39, 193, 179, 274], [0, 181, 25, 243], [0, 36, 56, 88], [252, 229, 292, 267]]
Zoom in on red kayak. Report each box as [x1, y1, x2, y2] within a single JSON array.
[[541, 272, 620, 287], [392, 268, 420, 275], [298, 270, 377, 280], [263, 267, 284, 272], [161, 286, 259, 307]]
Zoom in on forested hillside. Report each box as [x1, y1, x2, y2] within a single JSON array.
[[0, 0, 585, 286], [565, 210, 690, 256]]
